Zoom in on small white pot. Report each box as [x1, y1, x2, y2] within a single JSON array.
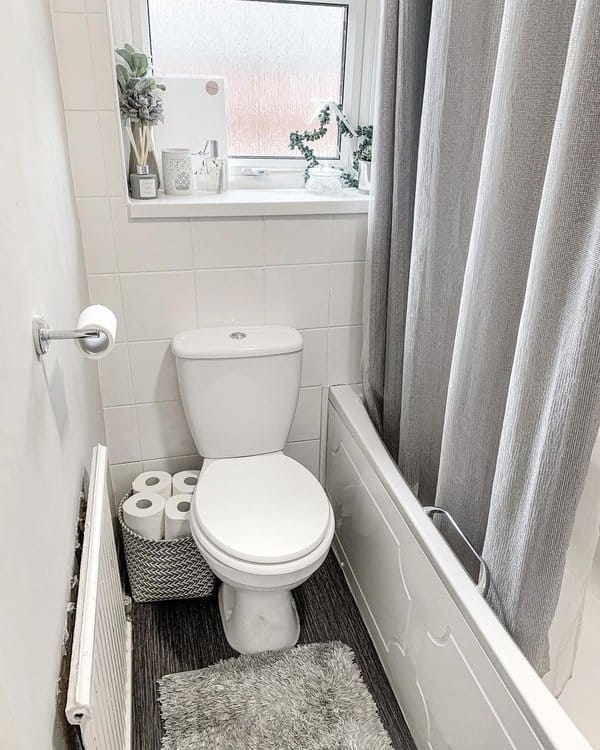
[[162, 148, 193, 196], [358, 159, 372, 194]]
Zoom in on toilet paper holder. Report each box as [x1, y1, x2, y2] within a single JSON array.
[[32, 315, 107, 356]]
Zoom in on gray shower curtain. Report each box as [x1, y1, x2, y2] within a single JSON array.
[[364, 0, 600, 672]]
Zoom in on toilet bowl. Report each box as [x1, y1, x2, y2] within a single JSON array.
[[190, 453, 335, 653], [171, 326, 334, 653]]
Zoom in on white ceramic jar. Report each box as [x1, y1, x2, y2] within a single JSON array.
[[162, 148, 193, 196]]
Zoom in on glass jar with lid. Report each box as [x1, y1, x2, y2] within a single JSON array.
[[305, 165, 344, 195]]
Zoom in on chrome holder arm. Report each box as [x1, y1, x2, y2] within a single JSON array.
[[422, 506, 490, 597], [32, 315, 101, 356]]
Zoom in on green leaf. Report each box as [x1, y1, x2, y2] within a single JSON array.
[[115, 63, 129, 89], [130, 52, 148, 77], [115, 47, 133, 68]]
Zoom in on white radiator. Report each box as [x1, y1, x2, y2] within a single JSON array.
[[66, 444, 132, 750]]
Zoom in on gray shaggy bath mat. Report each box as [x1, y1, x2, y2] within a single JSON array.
[[158, 641, 393, 749]]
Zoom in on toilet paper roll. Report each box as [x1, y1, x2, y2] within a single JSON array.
[[132, 470, 172, 500], [172, 470, 200, 495], [77, 304, 117, 359], [165, 494, 192, 539], [123, 492, 165, 539]]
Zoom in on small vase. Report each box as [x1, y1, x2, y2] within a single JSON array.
[[127, 122, 160, 192]]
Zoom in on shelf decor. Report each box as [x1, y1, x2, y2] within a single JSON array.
[[115, 44, 165, 194], [289, 104, 373, 190]]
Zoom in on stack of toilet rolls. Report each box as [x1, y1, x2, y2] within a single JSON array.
[[122, 469, 200, 540]]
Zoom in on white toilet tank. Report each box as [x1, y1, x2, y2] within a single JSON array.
[[172, 326, 303, 459]]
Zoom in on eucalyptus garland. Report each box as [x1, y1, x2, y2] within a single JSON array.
[[289, 106, 373, 188]]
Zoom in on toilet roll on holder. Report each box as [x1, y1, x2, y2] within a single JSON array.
[[32, 315, 108, 356]]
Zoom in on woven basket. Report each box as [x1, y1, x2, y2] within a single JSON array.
[[119, 492, 215, 603]]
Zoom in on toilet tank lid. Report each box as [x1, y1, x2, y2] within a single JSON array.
[[171, 326, 303, 359]]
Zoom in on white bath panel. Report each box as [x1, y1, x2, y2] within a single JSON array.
[[326, 414, 412, 654], [326, 386, 592, 750], [418, 630, 515, 750]]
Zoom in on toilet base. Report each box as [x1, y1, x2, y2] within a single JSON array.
[[218, 582, 300, 654]]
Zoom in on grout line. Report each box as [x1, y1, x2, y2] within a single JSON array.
[[104, 323, 363, 348], [103, 385, 324, 410], [51, 8, 108, 15], [62, 106, 116, 113], [190, 255, 201, 329], [86, 259, 366, 277], [110, 437, 320, 470]]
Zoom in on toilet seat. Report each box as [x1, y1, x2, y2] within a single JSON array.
[[191, 512, 335, 582], [192, 453, 332, 565]]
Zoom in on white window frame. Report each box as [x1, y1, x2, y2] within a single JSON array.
[[129, 0, 379, 187]]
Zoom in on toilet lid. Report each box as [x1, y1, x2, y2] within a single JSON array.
[[193, 454, 332, 564]]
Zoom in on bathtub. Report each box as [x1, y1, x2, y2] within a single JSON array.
[[325, 385, 590, 750]]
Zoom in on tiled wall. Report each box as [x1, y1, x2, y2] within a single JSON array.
[[88, 210, 366, 498], [49, 0, 366, 499]]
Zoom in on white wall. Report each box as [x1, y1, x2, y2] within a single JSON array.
[[0, 1, 105, 748], [49, 0, 367, 500]]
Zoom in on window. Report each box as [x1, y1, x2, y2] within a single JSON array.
[[147, 0, 349, 160], [134, 0, 372, 174]]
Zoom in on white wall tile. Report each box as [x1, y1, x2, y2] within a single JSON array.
[[299, 328, 328, 387], [51, 0, 86, 11], [129, 340, 179, 403], [87, 13, 116, 110], [327, 325, 362, 385], [77, 197, 117, 274], [104, 405, 140, 463], [120, 271, 197, 341], [97, 342, 133, 406], [86, 0, 108, 11], [111, 198, 193, 272], [87, 273, 126, 341], [192, 218, 264, 268], [110, 461, 142, 505], [264, 217, 332, 265], [98, 110, 126, 196], [283, 440, 320, 478], [195, 268, 264, 326], [332, 215, 368, 261], [288, 386, 321, 442], [53, 13, 96, 110], [265, 265, 330, 329], [329, 262, 365, 326], [65, 111, 107, 196], [136, 401, 196, 460], [142, 454, 203, 474]]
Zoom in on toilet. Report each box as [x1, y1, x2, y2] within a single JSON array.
[[171, 325, 335, 654]]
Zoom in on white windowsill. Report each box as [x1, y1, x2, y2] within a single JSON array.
[[127, 188, 370, 219]]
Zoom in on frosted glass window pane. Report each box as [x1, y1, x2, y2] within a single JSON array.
[[147, 0, 347, 158]]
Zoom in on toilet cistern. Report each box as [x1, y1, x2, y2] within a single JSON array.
[[171, 325, 334, 654]]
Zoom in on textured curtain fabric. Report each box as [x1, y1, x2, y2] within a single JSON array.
[[364, 0, 600, 673], [363, 0, 432, 456]]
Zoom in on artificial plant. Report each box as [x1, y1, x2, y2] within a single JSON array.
[[115, 45, 165, 171], [289, 105, 373, 188]]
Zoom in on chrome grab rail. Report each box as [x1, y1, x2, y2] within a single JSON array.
[[422, 506, 490, 597]]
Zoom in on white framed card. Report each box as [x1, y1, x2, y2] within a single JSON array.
[[154, 75, 228, 158]]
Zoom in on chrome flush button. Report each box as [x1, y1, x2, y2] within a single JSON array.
[[229, 331, 247, 339]]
